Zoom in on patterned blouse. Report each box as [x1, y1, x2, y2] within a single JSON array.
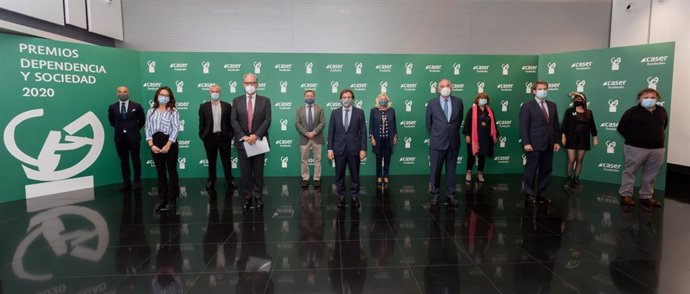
[[145, 107, 180, 142]]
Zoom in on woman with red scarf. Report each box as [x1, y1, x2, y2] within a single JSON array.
[[462, 93, 498, 182]]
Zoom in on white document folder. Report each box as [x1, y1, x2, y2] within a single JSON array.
[[243, 137, 270, 157]]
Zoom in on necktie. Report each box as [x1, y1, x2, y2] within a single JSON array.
[[120, 102, 126, 119], [539, 100, 549, 124], [247, 96, 253, 132], [307, 105, 313, 131], [344, 109, 350, 130], [443, 99, 450, 122]]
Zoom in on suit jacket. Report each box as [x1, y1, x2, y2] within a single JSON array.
[[327, 107, 367, 155], [519, 99, 560, 151], [230, 94, 272, 149], [198, 100, 234, 140], [108, 100, 145, 142], [295, 103, 326, 145], [369, 107, 398, 140], [425, 96, 464, 150]]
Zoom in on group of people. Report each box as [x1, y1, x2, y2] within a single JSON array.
[[108, 75, 669, 212]]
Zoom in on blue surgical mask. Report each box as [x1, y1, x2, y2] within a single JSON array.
[[158, 95, 170, 104], [641, 98, 657, 108], [210, 93, 220, 100], [379, 100, 388, 106], [341, 99, 353, 107], [536, 90, 548, 100], [478, 98, 488, 106], [305, 98, 315, 104]]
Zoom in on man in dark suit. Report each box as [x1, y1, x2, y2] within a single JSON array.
[[108, 86, 145, 192], [519, 80, 561, 206], [425, 78, 464, 207], [295, 89, 326, 188], [231, 73, 272, 211], [198, 84, 235, 192], [328, 89, 367, 208]]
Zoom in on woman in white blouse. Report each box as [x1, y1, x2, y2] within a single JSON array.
[[145, 86, 181, 212]]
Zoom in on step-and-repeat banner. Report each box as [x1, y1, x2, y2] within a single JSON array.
[[540, 44, 674, 186], [0, 32, 674, 202]]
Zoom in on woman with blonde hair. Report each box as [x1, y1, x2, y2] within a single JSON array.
[[369, 93, 398, 185]]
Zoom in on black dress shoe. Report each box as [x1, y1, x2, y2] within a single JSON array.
[[118, 184, 132, 192], [226, 179, 237, 189], [132, 182, 141, 191], [351, 198, 361, 208], [337, 198, 345, 208], [525, 195, 536, 207], [256, 198, 264, 209], [242, 199, 252, 212], [639, 197, 662, 208], [537, 196, 552, 205], [446, 197, 458, 207], [154, 200, 167, 212], [301, 180, 309, 188], [314, 180, 320, 188], [164, 203, 176, 212], [205, 181, 216, 192]]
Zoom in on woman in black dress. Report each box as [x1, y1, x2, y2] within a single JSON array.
[[561, 92, 598, 190], [462, 93, 498, 182]]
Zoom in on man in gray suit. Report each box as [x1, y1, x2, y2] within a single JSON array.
[[231, 73, 272, 211], [426, 78, 464, 207], [295, 89, 326, 188], [519, 80, 560, 206]]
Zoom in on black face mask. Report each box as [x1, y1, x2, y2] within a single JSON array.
[[573, 100, 584, 107]]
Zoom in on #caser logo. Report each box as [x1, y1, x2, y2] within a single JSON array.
[[399, 120, 417, 128], [3, 109, 104, 199], [640, 56, 668, 66], [598, 162, 622, 172], [399, 157, 416, 165], [570, 61, 593, 70]]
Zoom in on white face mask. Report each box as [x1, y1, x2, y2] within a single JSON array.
[[535, 89, 548, 100], [440, 87, 451, 97], [244, 85, 256, 94]]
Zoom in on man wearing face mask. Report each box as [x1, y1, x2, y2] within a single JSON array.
[[617, 88, 668, 208], [231, 73, 272, 211], [295, 90, 326, 188], [425, 78, 464, 207], [328, 89, 367, 208], [519, 80, 561, 206], [108, 86, 146, 192], [199, 84, 235, 192]]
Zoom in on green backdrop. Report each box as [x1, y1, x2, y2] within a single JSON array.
[[0, 32, 674, 203]]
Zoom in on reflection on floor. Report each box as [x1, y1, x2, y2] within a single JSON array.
[[0, 174, 688, 294]]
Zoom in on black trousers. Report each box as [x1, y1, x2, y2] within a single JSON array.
[[335, 150, 361, 200], [115, 134, 141, 184], [429, 148, 459, 199], [466, 154, 486, 172], [523, 148, 554, 197], [151, 142, 179, 201], [374, 139, 392, 178], [203, 133, 234, 183], [237, 148, 265, 201]]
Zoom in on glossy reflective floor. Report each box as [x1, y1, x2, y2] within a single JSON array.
[[1, 174, 689, 294]]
